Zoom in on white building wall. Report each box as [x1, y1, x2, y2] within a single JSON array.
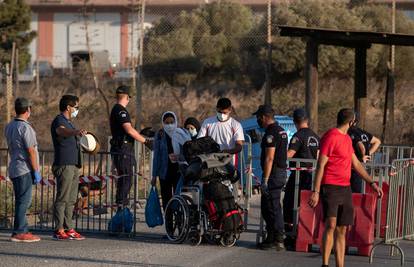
[[29, 13, 38, 65], [127, 14, 159, 61], [53, 12, 121, 68]]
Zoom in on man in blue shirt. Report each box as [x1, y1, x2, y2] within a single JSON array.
[[51, 95, 87, 241], [5, 98, 41, 242]]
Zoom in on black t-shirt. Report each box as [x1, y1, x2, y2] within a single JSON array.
[[289, 128, 320, 166], [51, 114, 81, 166], [348, 126, 373, 161], [110, 104, 133, 142], [261, 122, 288, 171]]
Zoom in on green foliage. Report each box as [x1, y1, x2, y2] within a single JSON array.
[[0, 0, 36, 71], [143, 0, 414, 88]]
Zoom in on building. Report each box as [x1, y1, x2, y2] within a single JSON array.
[[26, 0, 270, 69], [26, 0, 414, 69]]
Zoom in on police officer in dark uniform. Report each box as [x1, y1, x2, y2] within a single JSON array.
[[283, 108, 319, 233], [348, 119, 381, 193], [110, 85, 149, 208], [254, 105, 288, 251]]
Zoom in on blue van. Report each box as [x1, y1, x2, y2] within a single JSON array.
[[241, 116, 296, 186]]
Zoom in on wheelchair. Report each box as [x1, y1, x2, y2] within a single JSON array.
[[164, 180, 245, 247]]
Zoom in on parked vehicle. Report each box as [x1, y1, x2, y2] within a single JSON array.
[[33, 61, 53, 77]]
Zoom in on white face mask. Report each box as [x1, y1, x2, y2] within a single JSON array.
[[164, 123, 176, 135], [71, 109, 79, 119], [188, 128, 197, 137], [217, 112, 229, 122]]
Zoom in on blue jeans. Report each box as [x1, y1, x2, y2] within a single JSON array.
[[11, 172, 33, 235]]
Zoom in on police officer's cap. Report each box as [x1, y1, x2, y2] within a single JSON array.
[[116, 85, 131, 96], [15, 97, 32, 109], [293, 108, 308, 121], [252, 105, 274, 116]]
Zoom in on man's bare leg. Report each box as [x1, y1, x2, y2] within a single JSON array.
[[334, 225, 347, 267], [322, 217, 337, 266]]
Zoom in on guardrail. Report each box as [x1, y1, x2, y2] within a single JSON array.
[[369, 158, 414, 266]]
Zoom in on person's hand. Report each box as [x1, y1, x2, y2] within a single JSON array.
[[151, 177, 157, 186], [371, 183, 384, 198], [169, 154, 179, 162], [362, 155, 371, 163], [76, 129, 87, 136], [308, 191, 320, 208], [32, 171, 42, 185], [260, 180, 269, 196]]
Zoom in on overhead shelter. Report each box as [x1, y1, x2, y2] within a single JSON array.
[[278, 25, 414, 133]]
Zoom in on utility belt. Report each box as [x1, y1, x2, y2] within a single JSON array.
[[110, 137, 134, 148]]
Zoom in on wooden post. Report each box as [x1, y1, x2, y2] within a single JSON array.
[[305, 39, 319, 133], [354, 47, 367, 129]]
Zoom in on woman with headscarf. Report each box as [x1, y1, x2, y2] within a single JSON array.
[[184, 117, 201, 140], [151, 111, 191, 210]]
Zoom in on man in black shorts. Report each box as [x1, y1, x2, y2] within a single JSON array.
[[309, 108, 383, 267], [348, 121, 381, 193], [284, 108, 319, 232]]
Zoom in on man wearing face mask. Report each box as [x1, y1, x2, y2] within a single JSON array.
[[198, 98, 244, 160], [184, 117, 201, 141], [51, 95, 87, 240], [254, 105, 288, 251], [110, 85, 149, 208]]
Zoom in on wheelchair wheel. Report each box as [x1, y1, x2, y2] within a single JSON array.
[[165, 196, 190, 243], [220, 232, 238, 247]]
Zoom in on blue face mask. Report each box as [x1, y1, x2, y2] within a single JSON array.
[[71, 109, 79, 119]]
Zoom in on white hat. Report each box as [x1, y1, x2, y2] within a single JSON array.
[[80, 132, 100, 154]]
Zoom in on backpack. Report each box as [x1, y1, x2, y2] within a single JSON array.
[[183, 137, 221, 162], [204, 181, 243, 233]]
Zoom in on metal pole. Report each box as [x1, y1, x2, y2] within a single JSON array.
[[135, 0, 145, 130], [264, 0, 272, 106]]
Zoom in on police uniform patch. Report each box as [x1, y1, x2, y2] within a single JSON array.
[[119, 111, 127, 118], [266, 135, 274, 144]]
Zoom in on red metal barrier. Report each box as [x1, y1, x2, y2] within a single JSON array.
[[296, 190, 377, 256]]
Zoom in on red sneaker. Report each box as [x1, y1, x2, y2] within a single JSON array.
[[10, 232, 41, 243], [66, 229, 85, 240], [53, 230, 70, 241]]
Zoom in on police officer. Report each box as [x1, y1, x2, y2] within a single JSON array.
[[254, 105, 288, 251], [348, 119, 381, 193], [283, 108, 320, 234], [110, 85, 150, 208]]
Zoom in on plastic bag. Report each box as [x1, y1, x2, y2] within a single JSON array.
[[108, 207, 134, 233], [145, 186, 164, 228]]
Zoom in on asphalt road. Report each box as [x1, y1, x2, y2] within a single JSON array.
[[0, 195, 412, 267]]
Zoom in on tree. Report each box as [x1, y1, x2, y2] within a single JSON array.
[[0, 0, 36, 71]]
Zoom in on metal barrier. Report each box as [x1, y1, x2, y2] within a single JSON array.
[[256, 158, 317, 244], [373, 146, 414, 165], [369, 158, 414, 266], [0, 143, 153, 235]]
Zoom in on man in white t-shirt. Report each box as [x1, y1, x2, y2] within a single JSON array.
[[198, 98, 244, 155]]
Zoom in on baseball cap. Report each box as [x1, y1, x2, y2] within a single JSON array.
[[116, 85, 131, 96], [293, 108, 308, 121], [15, 98, 32, 110], [252, 105, 275, 116]]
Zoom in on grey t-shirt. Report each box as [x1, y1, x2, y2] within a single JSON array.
[[4, 118, 39, 179]]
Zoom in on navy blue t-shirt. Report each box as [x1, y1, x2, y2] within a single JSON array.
[[51, 114, 81, 166]]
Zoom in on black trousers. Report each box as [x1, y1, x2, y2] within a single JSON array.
[[283, 171, 313, 225], [111, 144, 136, 206], [261, 168, 287, 242], [159, 174, 180, 211]]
